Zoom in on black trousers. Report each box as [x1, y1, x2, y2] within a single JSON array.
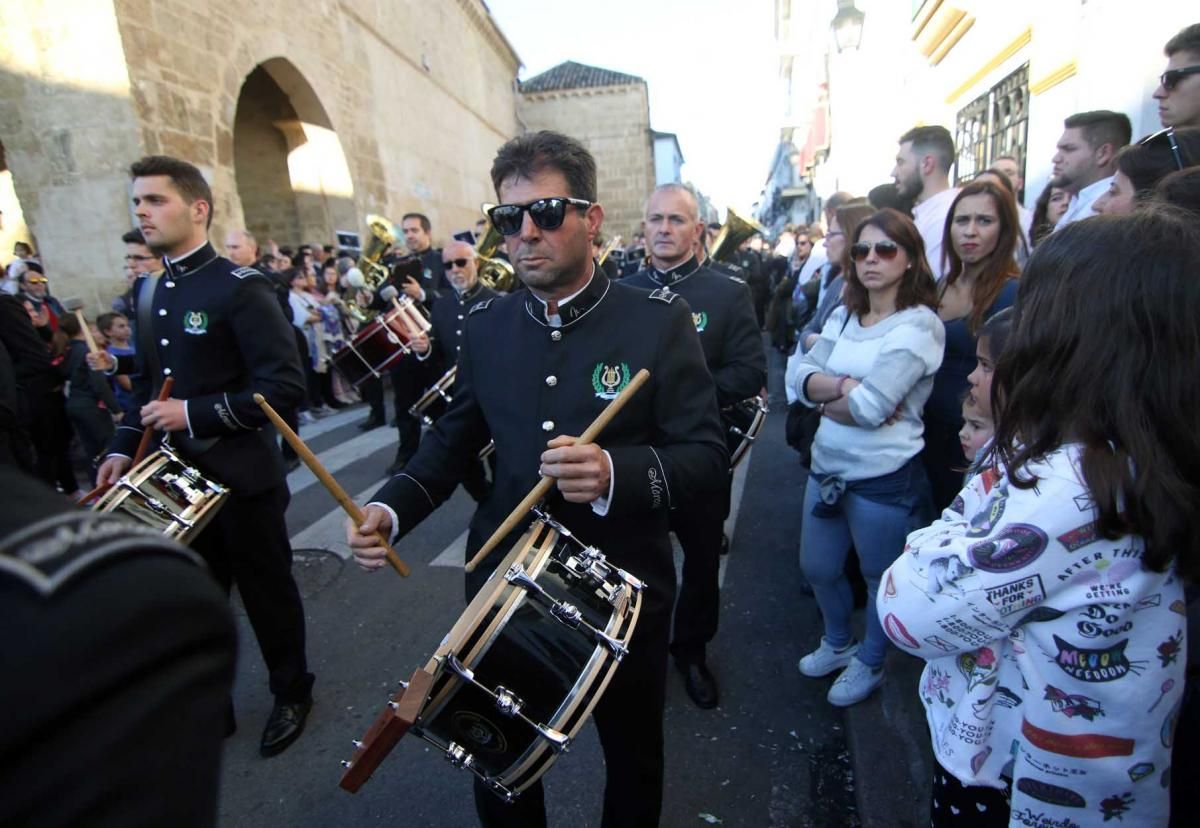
[[29, 391, 78, 494], [389, 360, 424, 462], [360, 376, 386, 420], [191, 482, 314, 704], [472, 598, 671, 828], [669, 492, 724, 664]]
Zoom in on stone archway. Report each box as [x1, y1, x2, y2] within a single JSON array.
[[232, 58, 356, 249], [0, 141, 35, 264]]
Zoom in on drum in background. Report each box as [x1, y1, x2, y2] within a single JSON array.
[[340, 509, 643, 801], [722, 395, 768, 470], [331, 299, 425, 388], [92, 447, 228, 545], [409, 366, 457, 426]]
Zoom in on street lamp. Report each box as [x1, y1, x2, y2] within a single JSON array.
[[831, 0, 866, 53]]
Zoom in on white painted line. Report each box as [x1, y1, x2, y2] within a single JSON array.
[[285, 427, 395, 495], [288, 479, 386, 559], [294, 404, 371, 440], [430, 529, 469, 568]]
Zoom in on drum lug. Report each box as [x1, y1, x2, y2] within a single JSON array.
[[505, 563, 629, 661], [535, 723, 571, 753], [484, 777, 516, 802], [445, 741, 475, 770], [442, 652, 475, 683], [493, 686, 524, 718], [551, 601, 583, 628]]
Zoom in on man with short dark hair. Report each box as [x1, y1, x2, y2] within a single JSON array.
[[348, 131, 726, 828], [1051, 110, 1131, 228], [892, 125, 957, 279], [92, 155, 314, 758], [1156, 23, 1200, 129]]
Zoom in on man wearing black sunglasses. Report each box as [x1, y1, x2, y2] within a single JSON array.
[[347, 131, 727, 828], [1156, 23, 1200, 130], [623, 183, 765, 712]]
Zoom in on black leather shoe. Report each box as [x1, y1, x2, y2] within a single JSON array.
[[678, 661, 719, 709], [260, 697, 312, 757], [358, 415, 384, 431]]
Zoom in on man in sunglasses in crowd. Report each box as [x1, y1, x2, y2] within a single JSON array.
[[1049, 109, 1131, 229], [407, 238, 497, 503], [348, 130, 727, 828], [623, 184, 765, 711], [1156, 23, 1200, 130], [17, 262, 66, 337]]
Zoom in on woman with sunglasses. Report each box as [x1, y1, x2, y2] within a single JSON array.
[[880, 208, 1198, 828], [921, 180, 1021, 514], [791, 208, 943, 706], [1094, 127, 1200, 215]]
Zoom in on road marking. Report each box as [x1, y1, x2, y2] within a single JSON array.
[[430, 530, 469, 567], [289, 479, 386, 559], [292, 405, 369, 439], [285, 427, 395, 495]]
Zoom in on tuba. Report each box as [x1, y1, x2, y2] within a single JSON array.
[[597, 235, 622, 266], [345, 214, 402, 324], [707, 207, 768, 264], [475, 211, 518, 293]]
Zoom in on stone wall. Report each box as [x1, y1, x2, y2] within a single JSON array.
[[0, 0, 520, 310], [518, 83, 656, 242]]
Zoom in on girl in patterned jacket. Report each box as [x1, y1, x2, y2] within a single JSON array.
[[879, 208, 1198, 827]]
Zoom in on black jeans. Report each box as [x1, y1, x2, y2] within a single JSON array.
[[669, 491, 725, 664]]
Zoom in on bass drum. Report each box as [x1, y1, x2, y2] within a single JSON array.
[[340, 510, 643, 801], [722, 395, 768, 470], [92, 447, 228, 545], [331, 299, 424, 388]]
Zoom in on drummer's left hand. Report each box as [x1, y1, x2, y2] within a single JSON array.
[[140, 398, 188, 432], [540, 436, 610, 503]]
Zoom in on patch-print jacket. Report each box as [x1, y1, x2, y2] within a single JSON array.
[[879, 445, 1184, 827]]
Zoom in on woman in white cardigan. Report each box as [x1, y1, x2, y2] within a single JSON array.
[[791, 208, 945, 707]]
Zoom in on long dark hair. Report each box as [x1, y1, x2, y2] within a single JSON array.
[[941, 180, 1021, 335], [843, 208, 938, 317], [1115, 127, 1200, 199], [990, 207, 1200, 578], [1029, 183, 1062, 247]]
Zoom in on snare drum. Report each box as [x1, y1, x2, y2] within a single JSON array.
[[409, 366, 457, 425], [722, 395, 768, 470], [92, 447, 229, 545], [340, 509, 643, 801], [331, 299, 426, 388]]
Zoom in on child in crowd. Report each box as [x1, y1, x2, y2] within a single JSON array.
[[98, 312, 136, 418], [880, 210, 1196, 827], [957, 392, 992, 475]]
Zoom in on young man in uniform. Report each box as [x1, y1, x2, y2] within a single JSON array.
[[347, 131, 727, 827], [92, 155, 314, 757], [624, 183, 766, 709]]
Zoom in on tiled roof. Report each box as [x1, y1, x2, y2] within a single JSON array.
[[519, 61, 645, 93]]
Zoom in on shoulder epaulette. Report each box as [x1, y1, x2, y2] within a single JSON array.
[[469, 298, 496, 315], [648, 287, 678, 304], [727, 274, 747, 285], [231, 266, 264, 280]]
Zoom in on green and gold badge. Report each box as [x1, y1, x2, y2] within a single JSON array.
[[692, 311, 708, 333], [592, 362, 631, 400], [183, 310, 209, 335]]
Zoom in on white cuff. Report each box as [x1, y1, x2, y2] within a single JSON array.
[[183, 399, 195, 438], [366, 501, 402, 545], [590, 450, 615, 516], [418, 287, 427, 303], [414, 346, 432, 362]]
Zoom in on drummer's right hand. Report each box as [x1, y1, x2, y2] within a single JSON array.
[[346, 505, 394, 572], [96, 455, 131, 487], [410, 332, 430, 354], [87, 350, 116, 373]]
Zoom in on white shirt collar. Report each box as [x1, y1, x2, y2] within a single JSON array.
[[1055, 175, 1113, 230], [912, 186, 958, 219]]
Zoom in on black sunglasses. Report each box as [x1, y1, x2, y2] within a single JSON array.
[[442, 257, 472, 269], [850, 241, 900, 261], [1160, 65, 1200, 91], [1139, 127, 1188, 171], [487, 197, 592, 236]]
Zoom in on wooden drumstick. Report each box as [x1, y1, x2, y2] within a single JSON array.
[[132, 376, 174, 467], [73, 308, 102, 355], [391, 297, 430, 339], [464, 368, 650, 573], [253, 393, 411, 577]]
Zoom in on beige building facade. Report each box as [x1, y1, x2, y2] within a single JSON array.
[[0, 0, 521, 310], [517, 62, 656, 242]]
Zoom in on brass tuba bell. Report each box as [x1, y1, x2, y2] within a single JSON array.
[[708, 207, 769, 264], [475, 208, 518, 292], [358, 214, 399, 289]]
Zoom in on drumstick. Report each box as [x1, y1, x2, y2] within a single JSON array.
[[73, 309, 101, 355], [464, 368, 650, 573], [79, 376, 174, 505], [253, 393, 411, 577]]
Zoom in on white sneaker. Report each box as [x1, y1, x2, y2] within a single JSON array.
[[798, 638, 859, 678], [826, 657, 884, 707], [298, 410, 316, 425]]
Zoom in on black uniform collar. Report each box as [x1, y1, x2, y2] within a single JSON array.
[[455, 282, 486, 303], [524, 263, 610, 328], [648, 255, 701, 286], [163, 241, 219, 278]]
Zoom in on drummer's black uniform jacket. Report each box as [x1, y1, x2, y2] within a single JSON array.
[[422, 281, 499, 376], [106, 243, 305, 496], [369, 266, 728, 611], [623, 257, 766, 408]]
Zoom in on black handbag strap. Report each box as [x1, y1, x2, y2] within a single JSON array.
[[135, 272, 163, 396]]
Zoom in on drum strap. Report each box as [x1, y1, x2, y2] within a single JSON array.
[[136, 272, 164, 397]]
